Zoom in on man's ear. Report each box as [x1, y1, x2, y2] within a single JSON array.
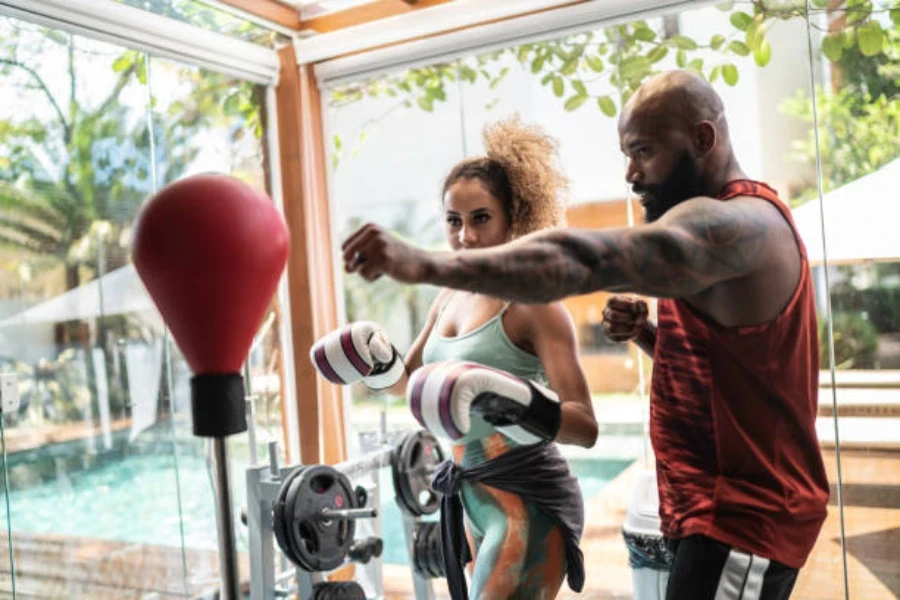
[[695, 121, 717, 156]]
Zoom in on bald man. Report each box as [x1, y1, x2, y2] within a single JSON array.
[[342, 70, 829, 599]]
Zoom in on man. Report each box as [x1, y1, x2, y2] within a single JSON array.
[[342, 70, 829, 599]]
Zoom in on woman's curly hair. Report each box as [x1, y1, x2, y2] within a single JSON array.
[[441, 116, 569, 239]]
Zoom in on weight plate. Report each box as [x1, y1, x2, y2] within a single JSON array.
[[280, 464, 356, 572], [273, 466, 307, 568], [392, 430, 445, 516]]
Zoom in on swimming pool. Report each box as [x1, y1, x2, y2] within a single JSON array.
[[0, 432, 633, 565]]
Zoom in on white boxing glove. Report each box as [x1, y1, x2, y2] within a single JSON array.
[[309, 321, 405, 390], [407, 361, 561, 445]]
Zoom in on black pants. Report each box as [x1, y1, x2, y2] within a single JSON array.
[[664, 535, 799, 600]]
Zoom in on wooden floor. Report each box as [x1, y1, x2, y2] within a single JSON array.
[[0, 448, 896, 599]]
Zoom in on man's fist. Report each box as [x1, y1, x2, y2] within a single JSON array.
[[342, 223, 433, 284], [602, 295, 649, 343]]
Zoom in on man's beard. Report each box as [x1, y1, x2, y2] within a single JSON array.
[[632, 152, 705, 223]]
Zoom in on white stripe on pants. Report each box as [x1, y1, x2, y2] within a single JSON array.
[[714, 549, 771, 600]]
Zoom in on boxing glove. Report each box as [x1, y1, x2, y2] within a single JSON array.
[[407, 361, 561, 445], [309, 321, 405, 390]]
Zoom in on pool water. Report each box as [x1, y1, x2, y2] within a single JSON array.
[[0, 436, 632, 566], [2, 451, 236, 551]]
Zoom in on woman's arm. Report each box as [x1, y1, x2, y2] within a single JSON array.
[[523, 302, 598, 448], [383, 288, 450, 397]]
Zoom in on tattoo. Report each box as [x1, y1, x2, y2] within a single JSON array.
[[422, 198, 770, 303]]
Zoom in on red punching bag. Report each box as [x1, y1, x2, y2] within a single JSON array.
[[132, 173, 290, 437]]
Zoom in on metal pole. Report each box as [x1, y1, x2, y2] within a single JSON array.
[[320, 507, 378, 520], [213, 436, 240, 600], [333, 445, 394, 481]]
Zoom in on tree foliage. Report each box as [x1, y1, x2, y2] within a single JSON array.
[[328, 0, 900, 163]]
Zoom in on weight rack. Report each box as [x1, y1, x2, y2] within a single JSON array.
[[245, 435, 441, 599]]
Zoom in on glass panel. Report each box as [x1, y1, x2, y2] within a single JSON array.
[[0, 19, 189, 597], [112, 0, 286, 46], [808, 0, 900, 598], [320, 0, 892, 597], [146, 54, 274, 593], [322, 61, 467, 587]]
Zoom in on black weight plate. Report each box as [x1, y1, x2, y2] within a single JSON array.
[[391, 433, 419, 516], [272, 466, 307, 568], [282, 465, 356, 572], [431, 522, 445, 578], [412, 522, 428, 577], [427, 522, 441, 579], [392, 430, 445, 516]]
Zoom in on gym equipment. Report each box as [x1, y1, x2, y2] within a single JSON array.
[[411, 521, 444, 579], [312, 581, 367, 599], [245, 419, 448, 600], [273, 464, 367, 572], [391, 429, 445, 517], [132, 174, 289, 600]]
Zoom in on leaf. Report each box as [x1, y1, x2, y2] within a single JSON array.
[[417, 95, 434, 112], [710, 35, 726, 50], [112, 55, 131, 73], [572, 79, 587, 96], [429, 86, 447, 101], [811, 0, 828, 7], [839, 27, 855, 50], [754, 36, 771, 67], [552, 76, 564, 97], [722, 63, 739, 86], [672, 35, 698, 50], [223, 93, 240, 115], [634, 28, 656, 42], [586, 56, 605, 72], [687, 58, 704, 73], [710, 65, 721, 83], [620, 56, 651, 80], [892, 9, 900, 27], [730, 11, 752, 31], [728, 40, 750, 56], [517, 45, 530, 62], [821, 32, 843, 62], [597, 95, 617, 117], [530, 55, 546, 74], [136, 58, 147, 85], [857, 21, 885, 57], [564, 94, 588, 111], [715, 2, 734, 11], [676, 49, 687, 68], [560, 58, 579, 76], [647, 46, 668, 63]]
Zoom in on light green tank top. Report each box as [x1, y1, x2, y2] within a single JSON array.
[[421, 294, 546, 447]]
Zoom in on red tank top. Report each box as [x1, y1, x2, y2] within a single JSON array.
[[651, 180, 829, 569]]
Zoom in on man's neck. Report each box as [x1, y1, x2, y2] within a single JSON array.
[[703, 153, 746, 196]]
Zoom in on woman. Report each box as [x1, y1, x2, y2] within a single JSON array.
[[384, 116, 598, 599]]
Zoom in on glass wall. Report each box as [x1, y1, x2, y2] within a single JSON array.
[[323, 1, 900, 598], [0, 12, 286, 598]]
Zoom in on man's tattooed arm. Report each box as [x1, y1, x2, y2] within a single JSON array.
[[420, 196, 771, 303]]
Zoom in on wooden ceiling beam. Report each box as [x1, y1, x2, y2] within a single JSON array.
[[216, 0, 303, 30], [300, 0, 451, 33]]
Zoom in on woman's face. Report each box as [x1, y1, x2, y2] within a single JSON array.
[[443, 178, 510, 251]]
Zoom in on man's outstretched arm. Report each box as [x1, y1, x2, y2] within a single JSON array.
[[343, 196, 771, 303]]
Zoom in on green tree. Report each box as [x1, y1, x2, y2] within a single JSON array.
[[328, 0, 899, 162], [0, 17, 263, 425]]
